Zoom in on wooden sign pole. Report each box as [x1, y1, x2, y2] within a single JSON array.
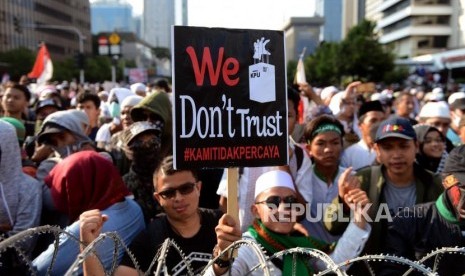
[[227, 167, 239, 257], [227, 167, 239, 223]]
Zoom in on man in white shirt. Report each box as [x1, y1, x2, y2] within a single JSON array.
[[341, 100, 385, 170]]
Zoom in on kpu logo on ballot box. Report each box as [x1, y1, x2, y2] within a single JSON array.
[[249, 37, 276, 103], [172, 26, 288, 169]]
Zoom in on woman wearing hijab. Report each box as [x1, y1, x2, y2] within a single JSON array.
[[207, 170, 371, 276], [414, 124, 448, 173], [33, 151, 145, 275]]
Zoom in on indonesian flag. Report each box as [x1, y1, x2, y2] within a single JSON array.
[[28, 43, 53, 85]]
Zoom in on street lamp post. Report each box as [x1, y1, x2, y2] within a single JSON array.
[[24, 23, 86, 84]]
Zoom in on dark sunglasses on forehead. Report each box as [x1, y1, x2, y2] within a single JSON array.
[[158, 182, 197, 199], [255, 195, 298, 209]]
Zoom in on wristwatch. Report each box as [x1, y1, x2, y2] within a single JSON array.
[[214, 257, 231, 268], [213, 245, 232, 268]]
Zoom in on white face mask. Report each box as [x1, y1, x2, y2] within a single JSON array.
[[53, 142, 84, 158]]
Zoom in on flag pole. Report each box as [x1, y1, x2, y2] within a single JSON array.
[[294, 47, 307, 84], [299, 47, 307, 60]]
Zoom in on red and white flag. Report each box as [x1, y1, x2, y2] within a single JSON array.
[[28, 43, 53, 85]]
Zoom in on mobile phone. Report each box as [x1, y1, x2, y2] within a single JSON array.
[[356, 82, 375, 93]]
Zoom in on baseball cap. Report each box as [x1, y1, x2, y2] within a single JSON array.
[[35, 98, 61, 113], [442, 145, 465, 189], [37, 122, 67, 145], [375, 117, 416, 142], [123, 121, 162, 146]]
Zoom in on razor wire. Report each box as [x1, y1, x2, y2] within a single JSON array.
[[0, 225, 463, 275]]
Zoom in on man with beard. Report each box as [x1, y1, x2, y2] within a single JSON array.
[[382, 145, 465, 275], [122, 121, 163, 223]]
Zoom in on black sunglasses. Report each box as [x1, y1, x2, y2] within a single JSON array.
[[255, 195, 298, 209], [158, 182, 196, 199]]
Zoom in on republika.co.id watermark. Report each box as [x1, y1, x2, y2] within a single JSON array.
[[262, 203, 425, 223]]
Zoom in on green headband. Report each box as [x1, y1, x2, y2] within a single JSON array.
[[310, 123, 342, 140]]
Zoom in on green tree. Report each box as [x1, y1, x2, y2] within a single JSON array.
[[152, 47, 171, 59], [306, 42, 341, 86], [0, 47, 35, 81], [287, 60, 298, 84], [84, 56, 113, 82], [53, 58, 77, 81], [339, 19, 395, 82]]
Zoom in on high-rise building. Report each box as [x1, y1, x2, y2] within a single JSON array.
[[283, 17, 324, 62], [143, 0, 187, 48], [366, 0, 459, 58], [341, 0, 365, 39], [143, 0, 174, 48], [91, 0, 133, 34], [316, 0, 343, 42], [0, 0, 91, 61]]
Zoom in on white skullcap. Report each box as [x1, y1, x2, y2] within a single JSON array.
[[371, 92, 381, 101], [419, 101, 450, 119], [432, 87, 443, 94], [424, 92, 444, 102], [320, 86, 338, 101], [130, 83, 147, 94], [254, 170, 295, 199], [448, 92, 465, 105], [121, 95, 143, 109]]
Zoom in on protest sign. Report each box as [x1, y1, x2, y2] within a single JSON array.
[[172, 26, 288, 169]]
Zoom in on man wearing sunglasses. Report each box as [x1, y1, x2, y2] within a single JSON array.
[[81, 155, 222, 276], [206, 170, 371, 276]]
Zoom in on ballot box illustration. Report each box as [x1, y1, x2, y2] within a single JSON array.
[[249, 37, 276, 103]]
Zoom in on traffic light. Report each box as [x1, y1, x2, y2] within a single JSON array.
[[13, 16, 22, 33], [74, 53, 85, 69]]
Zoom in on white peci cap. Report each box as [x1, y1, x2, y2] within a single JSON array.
[[254, 170, 295, 199], [419, 101, 450, 119]]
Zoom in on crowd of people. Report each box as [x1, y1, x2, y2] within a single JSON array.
[[0, 76, 465, 275]]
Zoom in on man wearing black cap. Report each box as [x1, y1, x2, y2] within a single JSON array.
[[382, 145, 465, 275], [34, 97, 61, 134], [341, 100, 385, 170], [325, 117, 443, 273]]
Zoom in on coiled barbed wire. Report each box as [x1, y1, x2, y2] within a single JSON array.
[[402, 247, 465, 276], [0, 226, 464, 275]]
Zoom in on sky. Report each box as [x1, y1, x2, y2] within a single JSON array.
[[128, 0, 315, 30]]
